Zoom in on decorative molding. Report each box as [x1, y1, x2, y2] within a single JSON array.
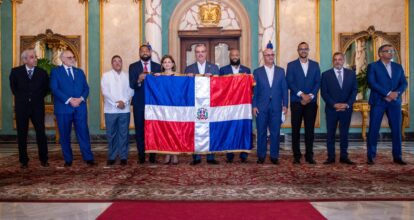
[[79, 0, 88, 4], [10, 0, 23, 3]]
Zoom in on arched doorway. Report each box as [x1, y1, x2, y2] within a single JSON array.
[[169, 0, 251, 72]]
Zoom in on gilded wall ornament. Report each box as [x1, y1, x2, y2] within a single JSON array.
[[199, 2, 221, 26]]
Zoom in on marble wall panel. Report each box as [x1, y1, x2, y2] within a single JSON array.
[[101, 1, 142, 129], [278, 0, 318, 69]]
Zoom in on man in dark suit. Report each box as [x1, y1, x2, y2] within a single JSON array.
[[366, 44, 408, 165], [286, 42, 321, 164], [253, 47, 288, 164], [219, 48, 251, 163], [9, 49, 49, 169], [184, 43, 220, 165], [129, 44, 161, 164], [50, 50, 95, 167], [321, 52, 357, 165]]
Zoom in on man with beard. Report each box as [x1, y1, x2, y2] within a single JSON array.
[[219, 48, 251, 163], [184, 43, 220, 165], [321, 52, 357, 165], [50, 50, 96, 167], [286, 42, 321, 165], [129, 44, 161, 164]]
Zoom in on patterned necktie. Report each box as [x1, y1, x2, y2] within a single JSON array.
[[28, 69, 33, 79], [67, 68, 74, 80], [337, 70, 343, 88]]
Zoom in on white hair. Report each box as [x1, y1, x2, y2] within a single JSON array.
[[20, 49, 35, 61]]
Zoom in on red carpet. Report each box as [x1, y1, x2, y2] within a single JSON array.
[[97, 201, 326, 220]]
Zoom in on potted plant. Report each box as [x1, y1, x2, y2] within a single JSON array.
[[37, 58, 56, 104]]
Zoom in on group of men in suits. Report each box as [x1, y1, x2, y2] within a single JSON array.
[[10, 42, 408, 169]]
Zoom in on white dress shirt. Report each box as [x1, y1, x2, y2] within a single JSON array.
[[197, 62, 206, 74], [382, 61, 392, 78], [301, 60, 309, 77], [231, 65, 240, 74], [297, 60, 314, 99], [264, 64, 275, 87], [101, 69, 134, 114]]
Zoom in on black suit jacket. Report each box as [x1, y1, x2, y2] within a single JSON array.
[[129, 60, 161, 111], [10, 65, 49, 115]]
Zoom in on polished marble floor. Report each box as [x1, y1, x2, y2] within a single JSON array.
[[1, 141, 413, 219]]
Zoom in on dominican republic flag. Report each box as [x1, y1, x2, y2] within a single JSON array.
[[144, 74, 253, 154]]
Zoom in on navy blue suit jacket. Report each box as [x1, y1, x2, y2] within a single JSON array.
[[184, 62, 219, 75], [219, 64, 251, 75], [50, 65, 89, 114], [321, 68, 357, 111], [129, 60, 161, 111], [252, 65, 288, 112], [367, 60, 407, 106], [286, 58, 321, 103]]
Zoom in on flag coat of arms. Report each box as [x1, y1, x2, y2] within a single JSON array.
[[144, 74, 253, 153]]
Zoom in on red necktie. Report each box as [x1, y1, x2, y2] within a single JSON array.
[[144, 62, 148, 72]]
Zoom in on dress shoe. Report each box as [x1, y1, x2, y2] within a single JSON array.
[[171, 155, 178, 165], [257, 158, 265, 164], [393, 159, 407, 165], [190, 160, 201, 165], [240, 158, 247, 163], [86, 160, 97, 166], [137, 159, 145, 164], [226, 159, 233, 163], [20, 163, 28, 169], [64, 162, 72, 167], [306, 158, 317, 164], [120, 159, 127, 166], [293, 158, 301, 164], [107, 160, 116, 166], [149, 154, 156, 163], [207, 160, 219, 165], [41, 161, 49, 167], [366, 159, 375, 165], [323, 159, 335, 165], [270, 158, 279, 165], [340, 158, 356, 165]]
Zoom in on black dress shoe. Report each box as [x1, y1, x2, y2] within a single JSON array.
[[207, 160, 219, 165], [149, 154, 156, 163], [306, 158, 317, 164], [20, 163, 28, 169], [257, 158, 265, 164], [340, 158, 356, 165], [240, 158, 247, 163], [86, 160, 97, 166], [323, 159, 335, 165], [120, 159, 127, 166], [41, 161, 49, 167], [137, 159, 145, 164], [270, 158, 279, 165], [64, 162, 72, 167], [107, 160, 116, 166], [393, 159, 407, 165], [226, 159, 233, 163], [190, 160, 201, 165], [366, 159, 375, 165], [293, 159, 301, 164]]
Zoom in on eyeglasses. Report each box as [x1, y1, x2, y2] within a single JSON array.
[[64, 56, 75, 60], [381, 50, 395, 54], [264, 54, 275, 57], [298, 48, 310, 52]]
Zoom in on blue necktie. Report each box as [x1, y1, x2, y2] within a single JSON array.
[[28, 69, 33, 79], [67, 68, 74, 80]]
